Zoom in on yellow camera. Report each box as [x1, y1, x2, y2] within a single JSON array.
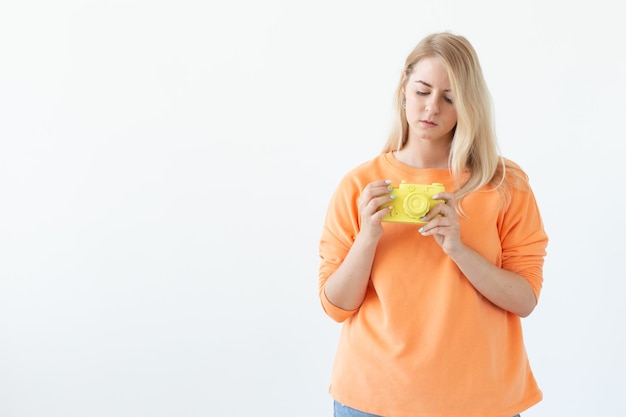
[[381, 181, 445, 224]]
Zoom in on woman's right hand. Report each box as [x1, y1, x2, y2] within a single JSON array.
[[358, 180, 395, 238], [323, 180, 395, 311]]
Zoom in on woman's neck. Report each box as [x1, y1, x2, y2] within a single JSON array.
[[394, 140, 450, 169]]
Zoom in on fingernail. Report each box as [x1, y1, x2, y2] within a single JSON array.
[[418, 227, 425, 234], [390, 194, 396, 199], [421, 217, 427, 221], [385, 180, 392, 184]]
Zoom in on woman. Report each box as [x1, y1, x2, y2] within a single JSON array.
[[318, 32, 548, 417]]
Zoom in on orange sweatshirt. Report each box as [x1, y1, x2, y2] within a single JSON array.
[[318, 152, 548, 417]]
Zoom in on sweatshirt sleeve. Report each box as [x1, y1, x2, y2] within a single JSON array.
[[498, 179, 549, 302], [318, 175, 362, 322]]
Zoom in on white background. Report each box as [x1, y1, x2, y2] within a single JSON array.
[[1, 1, 624, 416]]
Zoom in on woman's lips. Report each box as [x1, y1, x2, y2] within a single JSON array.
[[420, 120, 437, 127]]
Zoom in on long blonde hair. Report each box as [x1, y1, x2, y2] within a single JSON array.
[[383, 32, 525, 208]]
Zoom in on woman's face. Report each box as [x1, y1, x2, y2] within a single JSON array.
[[403, 57, 457, 143]]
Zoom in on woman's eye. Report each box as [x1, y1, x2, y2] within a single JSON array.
[[416, 91, 428, 96], [444, 97, 453, 104]]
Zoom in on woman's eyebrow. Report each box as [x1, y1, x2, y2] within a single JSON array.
[[414, 80, 451, 92]]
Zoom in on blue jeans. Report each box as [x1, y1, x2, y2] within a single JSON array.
[[333, 400, 520, 417], [334, 401, 382, 417]]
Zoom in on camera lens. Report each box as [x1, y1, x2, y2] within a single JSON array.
[[403, 193, 429, 218]]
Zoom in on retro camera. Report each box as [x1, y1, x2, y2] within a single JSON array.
[[381, 181, 445, 224]]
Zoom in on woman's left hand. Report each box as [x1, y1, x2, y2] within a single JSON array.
[[418, 192, 464, 255]]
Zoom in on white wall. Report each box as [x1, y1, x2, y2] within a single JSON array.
[[1, 1, 624, 416]]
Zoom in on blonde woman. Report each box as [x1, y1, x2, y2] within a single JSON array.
[[318, 32, 548, 417]]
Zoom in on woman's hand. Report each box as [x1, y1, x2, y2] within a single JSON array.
[[358, 180, 395, 239], [418, 192, 464, 255], [419, 192, 537, 316], [322, 180, 395, 312]]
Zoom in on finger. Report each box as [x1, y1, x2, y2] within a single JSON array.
[[369, 179, 393, 188], [364, 194, 396, 218], [418, 218, 452, 236], [434, 191, 456, 205], [419, 202, 448, 222], [373, 205, 394, 222], [432, 192, 457, 216], [363, 179, 392, 190], [360, 180, 394, 205], [368, 180, 394, 196]]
